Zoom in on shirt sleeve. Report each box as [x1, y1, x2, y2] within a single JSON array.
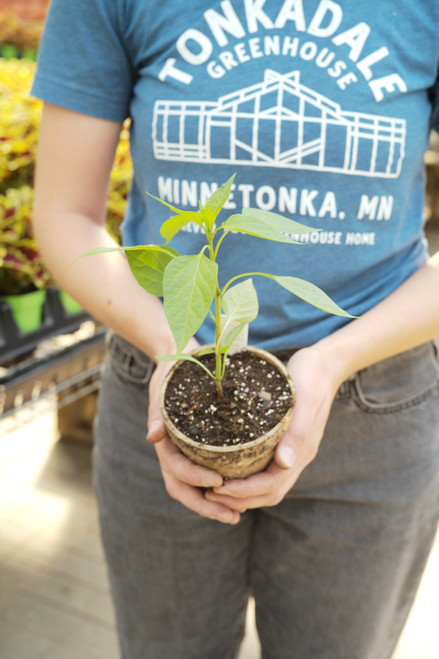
[[31, 0, 135, 122]]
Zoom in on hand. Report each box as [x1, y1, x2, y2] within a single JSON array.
[[146, 342, 241, 525], [205, 345, 342, 511]]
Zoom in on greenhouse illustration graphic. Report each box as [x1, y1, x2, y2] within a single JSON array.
[[152, 70, 406, 178]]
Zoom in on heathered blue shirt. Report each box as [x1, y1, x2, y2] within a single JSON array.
[[32, 0, 439, 351]]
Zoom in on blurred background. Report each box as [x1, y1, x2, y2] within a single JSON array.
[[0, 2, 438, 657]]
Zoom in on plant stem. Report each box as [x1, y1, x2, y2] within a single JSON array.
[[207, 228, 224, 399], [214, 283, 224, 399], [221, 271, 274, 295]]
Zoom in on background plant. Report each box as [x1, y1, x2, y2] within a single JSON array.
[[0, 58, 132, 227], [106, 120, 132, 244], [0, 185, 54, 294], [0, 57, 41, 193], [0, 56, 132, 294]]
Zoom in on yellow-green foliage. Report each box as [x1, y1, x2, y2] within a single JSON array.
[[0, 185, 55, 294], [0, 57, 132, 292], [0, 58, 41, 192], [107, 120, 132, 245]]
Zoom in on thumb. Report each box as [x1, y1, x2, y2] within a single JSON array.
[[274, 398, 327, 471], [274, 417, 306, 470], [147, 417, 167, 444], [275, 438, 297, 469]]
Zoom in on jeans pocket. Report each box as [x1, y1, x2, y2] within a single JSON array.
[[353, 340, 439, 413], [106, 332, 155, 385]]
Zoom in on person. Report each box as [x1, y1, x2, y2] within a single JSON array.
[[31, 1, 439, 657]]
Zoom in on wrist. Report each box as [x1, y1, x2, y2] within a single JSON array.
[[151, 334, 176, 362], [128, 310, 175, 364], [309, 331, 358, 389]]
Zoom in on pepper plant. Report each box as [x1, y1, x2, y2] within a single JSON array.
[[79, 174, 354, 398]]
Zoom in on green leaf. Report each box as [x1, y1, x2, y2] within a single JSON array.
[[160, 211, 204, 243], [125, 245, 179, 296], [219, 279, 257, 354], [146, 192, 185, 215], [163, 254, 218, 353], [273, 276, 356, 318], [243, 208, 319, 235], [72, 246, 124, 262], [223, 208, 319, 243], [221, 323, 246, 351], [203, 206, 216, 234], [204, 173, 236, 231], [156, 353, 216, 380], [73, 245, 179, 297], [221, 278, 258, 326], [197, 347, 216, 356]]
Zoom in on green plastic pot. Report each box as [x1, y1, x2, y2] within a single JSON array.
[[2, 289, 46, 334], [59, 289, 82, 315]]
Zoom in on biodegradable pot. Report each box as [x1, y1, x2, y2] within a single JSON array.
[[159, 345, 296, 479]]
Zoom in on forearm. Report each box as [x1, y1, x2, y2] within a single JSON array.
[[32, 105, 176, 361], [34, 209, 175, 360], [317, 251, 439, 384]]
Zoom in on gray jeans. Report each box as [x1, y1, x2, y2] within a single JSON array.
[[94, 333, 439, 659]]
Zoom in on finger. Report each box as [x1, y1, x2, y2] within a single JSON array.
[[275, 415, 321, 470], [212, 463, 288, 498], [205, 487, 286, 511], [276, 443, 297, 469], [205, 489, 249, 512], [146, 418, 167, 443], [166, 476, 241, 524], [275, 404, 310, 470], [157, 437, 223, 489]]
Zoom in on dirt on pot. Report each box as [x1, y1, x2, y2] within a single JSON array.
[[164, 351, 293, 448]]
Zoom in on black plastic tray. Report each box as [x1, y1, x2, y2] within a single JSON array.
[[0, 288, 91, 363], [0, 325, 107, 418]]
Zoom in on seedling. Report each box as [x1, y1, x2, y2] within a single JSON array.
[[79, 174, 354, 397]]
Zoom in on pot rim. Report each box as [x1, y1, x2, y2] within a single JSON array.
[[159, 344, 296, 454]]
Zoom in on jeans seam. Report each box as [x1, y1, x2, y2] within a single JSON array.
[[353, 380, 439, 414], [107, 333, 154, 384]]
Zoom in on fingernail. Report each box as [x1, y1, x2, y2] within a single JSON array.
[[147, 419, 162, 438], [278, 445, 296, 468], [204, 476, 223, 489], [214, 487, 231, 496]]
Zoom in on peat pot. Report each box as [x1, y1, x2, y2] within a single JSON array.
[[159, 345, 296, 479]]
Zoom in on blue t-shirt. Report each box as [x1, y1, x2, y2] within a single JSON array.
[[32, 0, 439, 351]]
